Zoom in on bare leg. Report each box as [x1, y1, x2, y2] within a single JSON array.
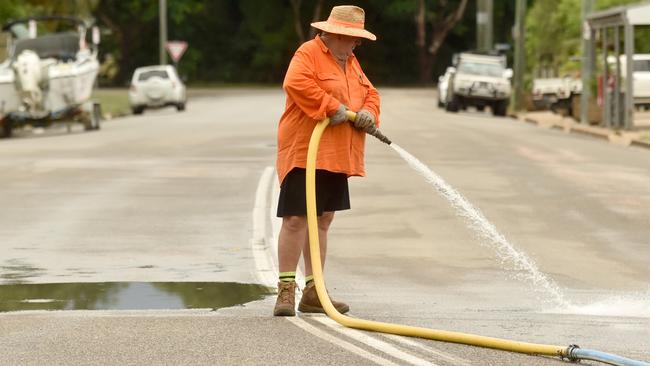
[[303, 211, 334, 277], [278, 215, 307, 273]]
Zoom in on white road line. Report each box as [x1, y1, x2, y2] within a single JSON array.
[[269, 173, 281, 252], [381, 333, 472, 366], [312, 316, 439, 366], [287, 317, 399, 366], [252, 166, 437, 366], [251, 166, 276, 287]]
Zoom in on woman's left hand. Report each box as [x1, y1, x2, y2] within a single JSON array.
[[354, 109, 375, 131]]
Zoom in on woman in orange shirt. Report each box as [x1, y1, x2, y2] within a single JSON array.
[[274, 5, 380, 316]]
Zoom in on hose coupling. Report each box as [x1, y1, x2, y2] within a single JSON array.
[[564, 344, 581, 362]]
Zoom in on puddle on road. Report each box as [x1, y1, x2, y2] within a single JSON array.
[[0, 282, 274, 312]]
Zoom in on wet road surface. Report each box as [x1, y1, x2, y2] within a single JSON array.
[[1, 88, 648, 365]]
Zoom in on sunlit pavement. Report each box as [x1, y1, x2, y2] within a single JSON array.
[[522, 110, 650, 148], [1, 88, 648, 365]]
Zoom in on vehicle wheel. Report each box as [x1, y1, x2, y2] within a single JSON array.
[[132, 106, 144, 115], [476, 105, 485, 112], [1, 118, 12, 138], [445, 95, 459, 113], [83, 102, 101, 131], [492, 101, 508, 117], [437, 98, 444, 108], [176, 103, 186, 112]]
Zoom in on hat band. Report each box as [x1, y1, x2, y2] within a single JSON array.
[[326, 17, 364, 29]]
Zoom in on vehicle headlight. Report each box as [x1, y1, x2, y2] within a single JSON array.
[[454, 79, 473, 89]]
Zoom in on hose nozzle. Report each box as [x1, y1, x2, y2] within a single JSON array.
[[365, 125, 392, 145], [345, 110, 392, 145]]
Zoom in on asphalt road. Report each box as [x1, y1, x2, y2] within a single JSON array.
[[1, 88, 649, 365]]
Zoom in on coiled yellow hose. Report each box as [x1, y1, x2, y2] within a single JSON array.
[[305, 112, 568, 358]]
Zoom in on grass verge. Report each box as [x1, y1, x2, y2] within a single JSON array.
[[93, 88, 130, 118]]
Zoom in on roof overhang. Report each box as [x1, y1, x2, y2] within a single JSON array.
[[588, 2, 650, 28]]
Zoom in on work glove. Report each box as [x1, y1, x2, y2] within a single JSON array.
[[354, 109, 375, 132], [329, 104, 348, 125]]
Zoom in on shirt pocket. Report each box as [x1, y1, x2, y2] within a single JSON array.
[[350, 72, 370, 108], [316, 72, 344, 98]]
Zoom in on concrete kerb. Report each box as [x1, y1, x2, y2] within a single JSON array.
[[515, 112, 650, 150]]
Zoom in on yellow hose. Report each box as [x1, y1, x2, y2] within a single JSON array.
[[305, 112, 569, 358]]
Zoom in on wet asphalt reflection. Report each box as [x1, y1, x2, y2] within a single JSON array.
[[0, 282, 274, 312]]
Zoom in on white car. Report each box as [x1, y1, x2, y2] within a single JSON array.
[[437, 67, 453, 108], [129, 65, 186, 114]]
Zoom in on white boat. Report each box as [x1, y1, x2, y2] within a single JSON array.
[[0, 60, 19, 118], [0, 16, 101, 138]]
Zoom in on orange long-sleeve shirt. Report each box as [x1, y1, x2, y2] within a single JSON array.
[[276, 35, 380, 184]]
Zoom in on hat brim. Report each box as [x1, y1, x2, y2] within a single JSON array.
[[311, 21, 377, 41]]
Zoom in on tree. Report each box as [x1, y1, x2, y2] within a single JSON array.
[[377, 0, 468, 84], [288, 0, 324, 44], [93, 0, 203, 84], [415, 0, 468, 83]]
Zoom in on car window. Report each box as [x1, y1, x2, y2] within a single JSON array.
[[634, 60, 650, 72], [457, 62, 504, 77], [138, 70, 169, 81]]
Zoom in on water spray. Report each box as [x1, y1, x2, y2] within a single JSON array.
[[304, 111, 649, 366]]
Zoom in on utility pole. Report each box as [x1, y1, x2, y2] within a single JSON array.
[[512, 0, 526, 111], [476, 0, 493, 52], [580, 0, 594, 124], [159, 0, 167, 65]]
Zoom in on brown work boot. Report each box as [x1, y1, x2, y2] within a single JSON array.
[[298, 282, 349, 314], [273, 281, 297, 316]]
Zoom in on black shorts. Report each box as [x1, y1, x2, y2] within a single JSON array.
[[276, 168, 350, 217]]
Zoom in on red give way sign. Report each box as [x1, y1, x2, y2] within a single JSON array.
[[165, 41, 188, 63]]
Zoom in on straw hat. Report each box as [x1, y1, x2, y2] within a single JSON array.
[[311, 5, 376, 41]]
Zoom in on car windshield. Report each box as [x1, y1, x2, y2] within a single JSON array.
[[138, 70, 169, 81], [458, 62, 504, 77], [634, 60, 650, 72]]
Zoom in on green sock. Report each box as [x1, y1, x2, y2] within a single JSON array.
[[279, 271, 296, 283], [305, 275, 314, 285]]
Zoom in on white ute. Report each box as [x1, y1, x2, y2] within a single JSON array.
[[444, 52, 512, 116], [532, 76, 582, 114], [129, 65, 186, 115]]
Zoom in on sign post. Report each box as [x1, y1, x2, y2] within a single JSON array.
[[165, 40, 188, 69]]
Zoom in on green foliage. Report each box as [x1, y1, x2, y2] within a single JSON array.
[[1, 0, 516, 85], [0, 0, 31, 22], [526, 0, 650, 81], [526, 0, 579, 78], [595, 0, 639, 10]]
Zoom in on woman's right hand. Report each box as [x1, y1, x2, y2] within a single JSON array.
[[329, 104, 348, 125]]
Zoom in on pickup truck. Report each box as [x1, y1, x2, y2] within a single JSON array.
[[532, 77, 582, 114], [443, 52, 512, 116]]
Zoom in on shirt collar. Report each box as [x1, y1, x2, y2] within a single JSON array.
[[315, 34, 356, 62], [315, 34, 329, 53]]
